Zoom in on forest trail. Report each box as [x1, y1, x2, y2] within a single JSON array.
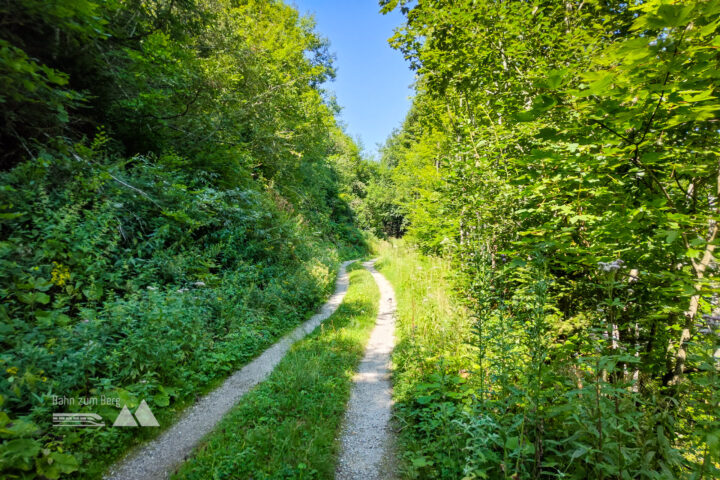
[[104, 260, 356, 480], [336, 260, 397, 480]]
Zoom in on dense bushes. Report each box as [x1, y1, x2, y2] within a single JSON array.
[[375, 0, 720, 478], [0, 0, 367, 478], [0, 146, 346, 478]]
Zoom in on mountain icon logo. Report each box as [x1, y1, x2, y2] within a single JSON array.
[[113, 400, 160, 427]]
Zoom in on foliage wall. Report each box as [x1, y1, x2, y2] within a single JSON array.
[[377, 0, 720, 478], [0, 0, 368, 478]]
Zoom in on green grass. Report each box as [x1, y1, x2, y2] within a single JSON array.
[[172, 262, 379, 480], [373, 239, 474, 479]]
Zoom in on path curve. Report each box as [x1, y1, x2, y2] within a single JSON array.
[[105, 260, 356, 480], [336, 260, 397, 480]]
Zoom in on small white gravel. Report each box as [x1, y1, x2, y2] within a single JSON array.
[[104, 260, 356, 480], [336, 260, 397, 480]]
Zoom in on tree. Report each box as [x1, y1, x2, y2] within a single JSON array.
[[378, 0, 720, 477]]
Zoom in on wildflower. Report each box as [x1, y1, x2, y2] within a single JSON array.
[[598, 259, 624, 272], [51, 262, 71, 286], [193, 281, 206, 287], [6, 367, 18, 375], [147, 286, 158, 291]]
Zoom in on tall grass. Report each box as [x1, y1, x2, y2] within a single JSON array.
[[373, 239, 474, 478]]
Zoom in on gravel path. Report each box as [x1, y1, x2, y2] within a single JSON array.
[[104, 260, 356, 480], [336, 260, 397, 480]]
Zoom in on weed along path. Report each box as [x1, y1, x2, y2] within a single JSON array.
[[336, 260, 397, 480], [104, 260, 356, 480]]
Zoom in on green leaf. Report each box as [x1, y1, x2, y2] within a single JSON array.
[[544, 69, 567, 89], [116, 389, 139, 409], [17, 292, 50, 305], [532, 94, 557, 112], [411, 456, 432, 468], [153, 391, 170, 407], [665, 230, 679, 244], [655, 4, 694, 27], [584, 71, 615, 95], [0, 438, 41, 467], [82, 284, 103, 301], [1, 418, 38, 438], [680, 89, 715, 103], [36, 452, 79, 479]]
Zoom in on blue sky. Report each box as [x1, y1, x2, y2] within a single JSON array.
[[291, 1, 415, 158]]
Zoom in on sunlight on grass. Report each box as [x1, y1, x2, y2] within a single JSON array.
[[373, 239, 475, 478]]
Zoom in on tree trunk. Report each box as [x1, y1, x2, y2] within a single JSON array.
[[669, 164, 719, 385]]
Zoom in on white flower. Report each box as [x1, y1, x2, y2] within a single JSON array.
[[193, 281, 206, 287], [598, 259, 624, 272]]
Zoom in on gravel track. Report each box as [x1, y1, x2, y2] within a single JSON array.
[[336, 260, 397, 480], [104, 260, 356, 480]]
